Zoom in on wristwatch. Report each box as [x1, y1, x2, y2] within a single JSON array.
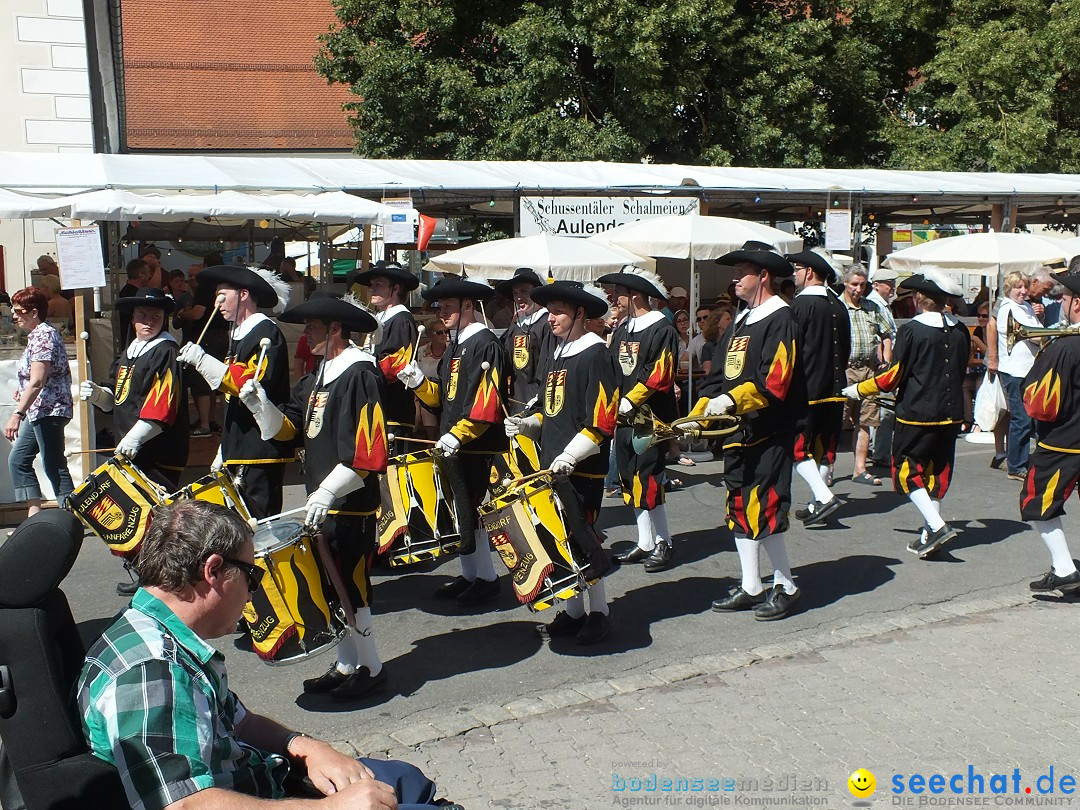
[[284, 731, 310, 757]]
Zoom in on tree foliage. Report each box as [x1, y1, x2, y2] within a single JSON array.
[[315, 0, 1075, 171]]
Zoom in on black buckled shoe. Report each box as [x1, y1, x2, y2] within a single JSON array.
[[1029, 569, 1080, 593], [643, 542, 675, 573], [917, 523, 957, 559], [455, 577, 500, 607], [795, 497, 841, 526], [303, 664, 353, 694], [711, 587, 768, 612], [575, 611, 613, 645], [537, 610, 587, 639], [615, 546, 650, 564], [433, 576, 473, 600], [116, 578, 139, 597], [753, 586, 802, 622], [330, 665, 389, 702]]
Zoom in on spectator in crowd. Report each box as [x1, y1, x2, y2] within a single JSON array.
[[866, 267, 898, 468], [38, 274, 73, 328], [841, 265, 893, 486], [964, 302, 990, 432], [118, 258, 151, 345], [139, 245, 167, 289], [278, 257, 301, 283], [1027, 267, 1056, 324], [5, 287, 74, 515], [173, 253, 227, 436], [415, 320, 449, 439], [687, 305, 714, 369], [994, 270, 1040, 479], [661, 286, 689, 321]]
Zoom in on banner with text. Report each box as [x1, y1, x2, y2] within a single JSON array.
[[519, 196, 699, 237]]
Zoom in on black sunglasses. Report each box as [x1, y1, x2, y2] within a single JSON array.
[[225, 558, 263, 593], [431, 329, 448, 336]]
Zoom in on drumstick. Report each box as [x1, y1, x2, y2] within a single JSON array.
[[503, 468, 553, 488], [65, 447, 116, 457], [195, 294, 225, 346], [387, 433, 438, 445], [255, 505, 307, 526], [411, 323, 425, 361], [254, 337, 271, 380]]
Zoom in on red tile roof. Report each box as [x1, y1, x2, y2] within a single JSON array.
[[119, 0, 355, 151]]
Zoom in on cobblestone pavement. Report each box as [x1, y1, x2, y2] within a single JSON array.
[[396, 597, 1080, 809]]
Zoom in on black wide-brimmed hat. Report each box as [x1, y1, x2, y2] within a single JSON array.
[[494, 268, 546, 298], [899, 271, 963, 299], [353, 260, 420, 291], [1055, 270, 1080, 295], [115, 287, 174, 314], [531, 280, 609, 319], [597, 265, 668, 301], [199, 265, 286, 309], [785, 250, 837, 283], [717, 242, 795, 278], [421, 275, 495, 303], [278, 294, 378, 334]]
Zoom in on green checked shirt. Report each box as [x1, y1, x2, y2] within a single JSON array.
[[76, 589, 289, 810]]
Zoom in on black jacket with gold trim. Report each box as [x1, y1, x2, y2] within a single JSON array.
[[109, 335, 188, 469], [855, 312, 969, 426], [527, 333, 620, 477], [281, 346, 388, 513], [413, 322, 509, 455], [609, 310, 679, 425], [696, 295, 806, 443], [791, 286, 850, 404], [504, 309, 557, 410], [1023, 336, 1080, 454], [372, 305, 419, 429], [220, 314, 291, 463]]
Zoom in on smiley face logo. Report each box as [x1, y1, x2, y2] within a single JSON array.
[[848, 769, 876, 798]]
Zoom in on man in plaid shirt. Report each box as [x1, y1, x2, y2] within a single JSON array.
[[77, 500, 458, 810]]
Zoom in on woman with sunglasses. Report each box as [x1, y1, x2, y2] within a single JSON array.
[[416, 320, 449, 440], [4, 287, 74, 515]]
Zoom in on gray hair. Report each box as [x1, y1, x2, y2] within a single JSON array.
[[1031, 268, 1055, 284], [1069, 256, 1080, 275], [843, 265, 868, 284], [137, 501, 252, 592]]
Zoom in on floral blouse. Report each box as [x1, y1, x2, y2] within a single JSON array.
[[16, 322, 72, 421]]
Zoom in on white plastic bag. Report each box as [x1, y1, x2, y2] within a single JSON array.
[[974, 372, 1007, 432]]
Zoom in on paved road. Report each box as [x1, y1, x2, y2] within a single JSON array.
[[50, 434, 1080, 807]]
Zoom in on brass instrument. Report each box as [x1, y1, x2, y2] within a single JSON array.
[[1006, 311, 1080, 351], [620, 404, 740, 453]]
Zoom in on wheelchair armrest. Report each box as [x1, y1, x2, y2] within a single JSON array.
[[0, 666, 12, 718]]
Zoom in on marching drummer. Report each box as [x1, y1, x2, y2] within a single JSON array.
[[597, 266, 680, 573], [81, 287, 189, 489], [497, 268, 557, 412], [691, 244, 807, 621], [398, 275, 510, 608], [178, 265, 291, 517], [353, 260, 420, 445], [238, 294, 391, 701], [505, 280, 619, 644]]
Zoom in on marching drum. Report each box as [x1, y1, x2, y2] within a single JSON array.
[[377, 449, 461, 566], [68, 456, 170, 560], [479, 474, 599, 612], [489, 434, 541, 496], [241, 518, 347, 665], [170, 469, 253, 525]]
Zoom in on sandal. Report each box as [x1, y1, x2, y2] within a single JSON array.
[[852, 471, 882, 486], [676, 456, 696, 467]]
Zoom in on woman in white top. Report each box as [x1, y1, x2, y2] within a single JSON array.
[[415, 321, 448, 439], [993, 271, 1041, 478]]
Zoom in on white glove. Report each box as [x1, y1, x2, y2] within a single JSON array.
[[116, 420, 162, 459], [618, 397, 635, 416], [239, 379, 284, 440], [211, 447, 224, 473], [306, 463, 366, 526], [179, 342, 228, 390], [504, 414, 542, 440], [398, 362, 425, 390], [704, 394, 736, 417], [842, 383, 862, 401], [435, 433, 461, 456], [80, 380, 113, 411], [551, 454, 576, 476]]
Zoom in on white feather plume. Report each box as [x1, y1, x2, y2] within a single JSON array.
[[618, 264, 669, 300], [342, 292, 382, 344], [922, 269, 963, 297], [248, 266, 291, 314], [583, 283, 612, 320]]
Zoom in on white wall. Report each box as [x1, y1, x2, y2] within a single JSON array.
[[0, 0, 91, 291]]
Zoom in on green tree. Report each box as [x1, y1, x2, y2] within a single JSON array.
[[315, 0, 932, 167]]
